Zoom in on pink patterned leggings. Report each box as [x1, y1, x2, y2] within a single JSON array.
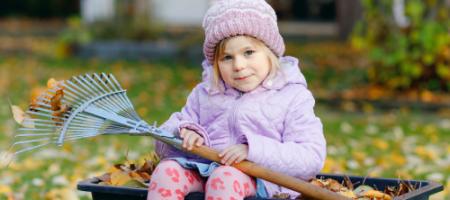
[[147, 160, 256, 200]]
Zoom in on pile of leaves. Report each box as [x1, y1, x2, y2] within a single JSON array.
[[96, 154, 418, 200], [273, 177, 417, 200], [95, 152, 159, 188], [11, 78, 70, 128]]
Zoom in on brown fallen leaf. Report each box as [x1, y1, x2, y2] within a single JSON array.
[[129, 171, 145, 183], [138, 172, 151, 181], [110, 171, 132, 186], [96, 154, 163, 188], [326, 178, 345, 192], [337, 189, 356, 199], [50, 89, 64, 111], [363, 190, 392, 200], [97, 173, 111, 184], [47, 78, 58, 88], [10, 105, 35, 128]]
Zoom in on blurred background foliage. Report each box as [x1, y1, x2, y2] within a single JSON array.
[[352, 0, 450, 91], [0, 0, 79, 18]]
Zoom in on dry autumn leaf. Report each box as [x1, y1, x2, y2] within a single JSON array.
[[11, 105, 26, 124], [107, 165, 122, 174], [138, 172, 151, 180], [337, 190, 356, 199], [10, 105, 34, 128], [97, 173, 111, 183], [96, 154, 159, 188], [363, 190, 392, 200], [29, 78, 63, 110], [122, 179, 148, 188], [50, 89, 64, 111], [110, 171, 132, 186], [353, 185, 373, 197], [29, 87, 46, 107], [28, 78, 65, 109], [47, 78, 59, 88], [129, 171, 145, 183], [28, 78, 71, 125], [305, 178, 410, 200]]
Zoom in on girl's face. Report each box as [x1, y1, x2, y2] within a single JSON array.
[[217, 36, 271, 92]]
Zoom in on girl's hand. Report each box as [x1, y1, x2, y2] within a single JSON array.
[[179, 128, 204, 151], [218, 144, 248, 166]]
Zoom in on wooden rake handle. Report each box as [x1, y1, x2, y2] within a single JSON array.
[[188, 145, 350, 200]]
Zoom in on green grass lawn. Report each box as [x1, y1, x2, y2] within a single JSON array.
[[0, 54, 448, 199]]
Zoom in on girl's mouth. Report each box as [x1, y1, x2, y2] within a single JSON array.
[[235, 75, 251, 81]]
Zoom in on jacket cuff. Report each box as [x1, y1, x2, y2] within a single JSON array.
[[244, 133, 265, 163], [178, 121, 211, 147]]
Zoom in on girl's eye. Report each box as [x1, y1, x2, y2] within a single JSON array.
[[222, 55, 232, 61], [244, 50, 255, 56]]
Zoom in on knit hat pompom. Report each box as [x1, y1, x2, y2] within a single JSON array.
[[202, 0, 285, 64]]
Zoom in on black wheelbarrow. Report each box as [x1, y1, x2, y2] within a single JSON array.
[[77, 173, 444, 200]]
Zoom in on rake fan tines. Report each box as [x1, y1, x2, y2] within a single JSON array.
[[10, 73, 149, 156]]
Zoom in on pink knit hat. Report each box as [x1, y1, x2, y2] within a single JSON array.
[[202, 0, 285, 64]]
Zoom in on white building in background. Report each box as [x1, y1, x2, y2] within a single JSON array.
[[151, 0, 210, 26], [80, 0, 211, 26], [80, 0, 115, 24]]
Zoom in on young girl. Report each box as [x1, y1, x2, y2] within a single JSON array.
[[147, 0, 326, 199]]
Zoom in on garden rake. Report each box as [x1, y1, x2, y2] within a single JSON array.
[[9, 73, 349, 200]]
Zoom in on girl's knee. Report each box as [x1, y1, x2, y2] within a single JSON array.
[[152, 160, 184, 178], [205, 166, 256, 198], [148, 160, 204, 199], [210, 166, 242, 178], [206, 166, 247, 189]]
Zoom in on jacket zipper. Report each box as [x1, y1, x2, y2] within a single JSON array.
[[229, 91, 244, 142]]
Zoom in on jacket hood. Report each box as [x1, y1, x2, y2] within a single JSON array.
[[200, 56, 307, 95]]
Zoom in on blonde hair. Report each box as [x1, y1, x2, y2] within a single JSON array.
[[212, 36, 280, 90]]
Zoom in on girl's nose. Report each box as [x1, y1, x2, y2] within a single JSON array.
[[232, 56, 245, 72]]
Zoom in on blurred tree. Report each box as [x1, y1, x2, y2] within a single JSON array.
[[0, 0, 79, 18], [352, 0, 450, 91]]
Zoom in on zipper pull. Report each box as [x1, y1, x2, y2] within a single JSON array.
[[237, 91, 243, 99]]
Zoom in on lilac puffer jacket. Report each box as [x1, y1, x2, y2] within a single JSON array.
[[155, 56, 326, 197]]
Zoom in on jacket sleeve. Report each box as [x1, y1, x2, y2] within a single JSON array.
[[155, 84, 211, 159], [245, 88, 326, 180]]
